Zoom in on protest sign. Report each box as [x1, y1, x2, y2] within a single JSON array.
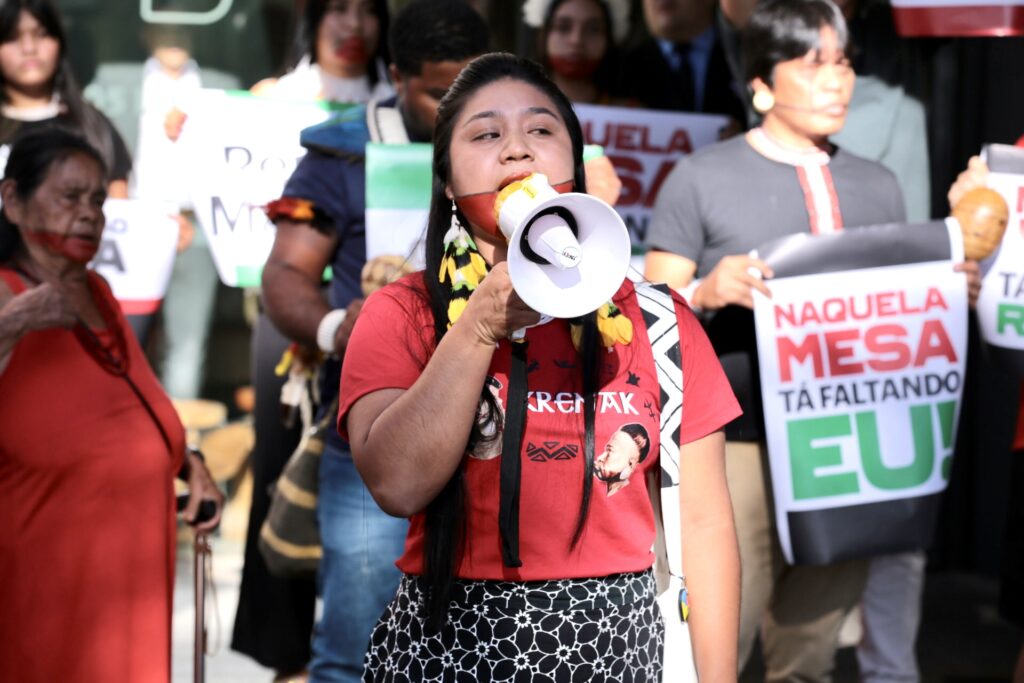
[[365, 142, 432, 267], [90, 199, 179, 315], [890, 0, 1024, 36], [753, 221, 968, 564], [977, 143, 1024, 374], [574, 104, 727, 247], [184, 90, 344, 286]]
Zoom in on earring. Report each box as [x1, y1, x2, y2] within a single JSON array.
[[439, 199, 487, 327], [445, 200, 465, 242], [752, 89, 775, 114]]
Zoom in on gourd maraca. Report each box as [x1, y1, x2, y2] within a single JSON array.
[[361, 253, 415, 296], [952, 187, 1009, 260]]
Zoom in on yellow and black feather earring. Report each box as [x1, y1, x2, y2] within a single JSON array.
[[439, 200, 489, 329]]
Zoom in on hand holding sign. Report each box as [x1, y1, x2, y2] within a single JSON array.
[[165, 107, 188, 142], [947, 155, 989, 208], [583, 155, 622, 206], [953, 260, 983, 307], [695, 254, 774, 310], [752, 221, 968, 565], [944, 157, 1000, 308], [973, 143, 1024, 372]]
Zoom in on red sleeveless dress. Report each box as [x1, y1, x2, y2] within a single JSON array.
[[0, 268, 184, 682]]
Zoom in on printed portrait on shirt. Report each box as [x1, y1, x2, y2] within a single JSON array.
[[469, 375, 505, 460], [594, 422, 651, 496]]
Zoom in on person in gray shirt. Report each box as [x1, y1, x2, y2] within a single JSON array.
[[644, 0, 903, 679]]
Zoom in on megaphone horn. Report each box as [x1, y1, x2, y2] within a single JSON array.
[[518, 206, 581, 269], [497, 173, 631, 319]]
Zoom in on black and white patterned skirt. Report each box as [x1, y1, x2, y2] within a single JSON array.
[[362, 570, 663, 682]]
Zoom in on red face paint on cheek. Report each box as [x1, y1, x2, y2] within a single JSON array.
[[454, 191, 503, 240], [22, 229, 99, 264], [454, 179, 575, 239], [60, 236, 100, 263]]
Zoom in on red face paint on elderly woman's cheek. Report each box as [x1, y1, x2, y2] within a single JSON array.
[[22, 229, 99, 264], [454, 179, 576, 240]]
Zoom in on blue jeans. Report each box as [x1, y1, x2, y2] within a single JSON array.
[[159, 239, 218, 399], [309, 441, 407, 683]]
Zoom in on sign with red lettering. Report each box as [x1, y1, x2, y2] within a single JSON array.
[[574, 104, 727, 250], [890, 0, 1024, 37], [977, 143, 1024, 374], [752, 221, 968, 565]]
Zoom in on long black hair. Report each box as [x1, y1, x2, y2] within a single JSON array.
[[287, 0, 390, 87], [741, 0, 849, 85], [420, 52, 602, 628], [0, 0, 118, 175], [537, 0, 620, 99], [0, 128, 106, 263]]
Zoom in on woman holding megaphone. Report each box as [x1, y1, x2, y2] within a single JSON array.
[[339, 52, 741, 681]]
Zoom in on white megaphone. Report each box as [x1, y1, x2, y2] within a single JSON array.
[[496, 173, 631, 319]]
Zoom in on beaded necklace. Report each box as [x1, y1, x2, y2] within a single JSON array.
[[72, 274, 130, 377]]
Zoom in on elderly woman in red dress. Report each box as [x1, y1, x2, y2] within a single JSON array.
[[0, 129, 223, 682]]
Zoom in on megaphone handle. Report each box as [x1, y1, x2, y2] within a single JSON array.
[[509, 315, 553, 342]]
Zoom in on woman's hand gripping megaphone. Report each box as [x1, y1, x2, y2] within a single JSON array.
[[460, 262, 542, 346]]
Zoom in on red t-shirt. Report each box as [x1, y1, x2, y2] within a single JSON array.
[[338, 274, 741, 581]]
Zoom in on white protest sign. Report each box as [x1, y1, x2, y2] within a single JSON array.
[[91, 199, 179, 314], [753, 221, 968, 564], [183, 90, 342, 287], [365, 142, 431, 268], [977, 144, 1024, 373], [890, 0, 1024, 37]]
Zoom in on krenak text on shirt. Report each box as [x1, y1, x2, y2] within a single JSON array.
[[527, 391, 640, 415]]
